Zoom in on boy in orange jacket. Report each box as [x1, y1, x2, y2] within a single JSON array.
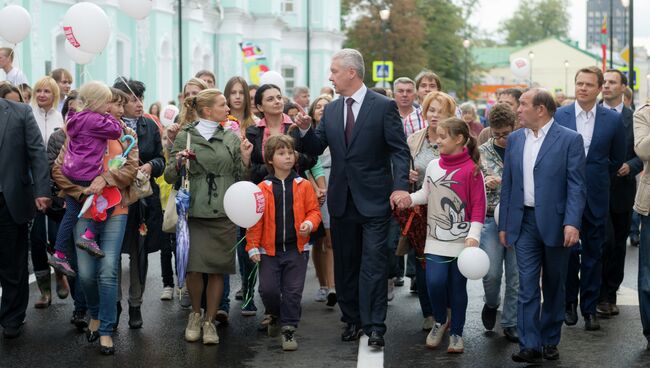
[[246, 135, 321, 351]]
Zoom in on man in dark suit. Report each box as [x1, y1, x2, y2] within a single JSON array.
[[500, 88, 586, 363], [554, 66, 626, 331], [0, 98, 50, 338], [294, 49, 410, 347], [598, 69, 643, 318]]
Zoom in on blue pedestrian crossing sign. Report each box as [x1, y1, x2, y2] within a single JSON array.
[[372, 61, 394, 82]]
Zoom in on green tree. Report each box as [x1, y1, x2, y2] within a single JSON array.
[[500, 0, 570, 46], [344, 0, 427, 86], [342, 0, 481, 98]]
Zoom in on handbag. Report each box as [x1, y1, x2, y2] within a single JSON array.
[[134, 169, 153, 199], [162, 132, 191, 233]]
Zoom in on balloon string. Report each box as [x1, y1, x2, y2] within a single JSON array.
[[80, 66, 95, 85], [230, 235, 246, 253], [242, 261, 259, 308], [118, 75, 144, 107]]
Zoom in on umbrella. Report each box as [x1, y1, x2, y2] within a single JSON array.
[[175, 185, 191, 289], [108, 134, 137, 170]]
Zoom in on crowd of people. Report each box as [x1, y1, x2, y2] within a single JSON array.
[[0, 46, 649, 364]]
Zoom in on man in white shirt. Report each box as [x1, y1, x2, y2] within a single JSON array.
[[598, 70, 644, 318], [0, 48, 28, 87], [555, 66, 626, 332], [500, 88, 585, 363]]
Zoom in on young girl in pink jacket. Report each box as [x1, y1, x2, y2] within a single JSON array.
[[407, 117, 486, 354]]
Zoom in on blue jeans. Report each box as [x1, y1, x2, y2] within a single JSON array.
[[631, 210, 641, 239], [639, 215, 650, 344], [425, 255, 467, 336], [480, 217, 518, 327], [75, 215, 127, 337], [414, 258, 431, 318]]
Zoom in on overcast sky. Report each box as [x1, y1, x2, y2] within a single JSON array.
[[470, 0, 650, 51]]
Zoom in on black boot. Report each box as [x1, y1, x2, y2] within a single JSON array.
[[128, 305, 143, 329]]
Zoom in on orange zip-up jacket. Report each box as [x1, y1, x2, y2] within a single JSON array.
[[245, 176, 321, 257]]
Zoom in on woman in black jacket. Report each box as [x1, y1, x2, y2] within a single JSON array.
[[246, 84, 316, 184], [113, 78, 165, 329]]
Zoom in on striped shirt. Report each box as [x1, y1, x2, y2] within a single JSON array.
[[401, 106, 426, 138]]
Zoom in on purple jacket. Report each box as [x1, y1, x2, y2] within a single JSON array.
[[62, 110, 123, 181]]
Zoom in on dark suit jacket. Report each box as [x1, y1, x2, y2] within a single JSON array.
[[610, 106, 643, 213], [300, 88, 410, 218], [499, 121, 586, 247], [0, 99, 50, 224], [555, 104, 626, 223]]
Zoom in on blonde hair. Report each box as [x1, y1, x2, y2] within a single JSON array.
[[421, 91, 456, 119], [78, 81, 112, 113], [181, 89, 224, 124], [32, 76, 61, 110], [178, 78, 209, 127]]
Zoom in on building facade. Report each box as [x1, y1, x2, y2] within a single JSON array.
[[0, 0, 344, 107], [586, 0, 628, 52]]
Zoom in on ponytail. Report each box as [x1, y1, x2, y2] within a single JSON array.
[[466, 135, 481, 176], [179, 96, 198, 127]]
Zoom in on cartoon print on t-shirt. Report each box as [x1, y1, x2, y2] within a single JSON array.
[[427, 168, 470, 241]]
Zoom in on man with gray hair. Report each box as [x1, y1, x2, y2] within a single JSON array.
[[393, 77, 425, 138], [295, 48, 411, 348], [292, 86, 310, 113]]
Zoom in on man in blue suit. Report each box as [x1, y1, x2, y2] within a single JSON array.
[[294, 49, 411, 348], [554, 66, 626, 331], [499, 88, 586, 363]]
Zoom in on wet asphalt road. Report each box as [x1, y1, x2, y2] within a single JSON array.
[[1, 242, 649, 368]]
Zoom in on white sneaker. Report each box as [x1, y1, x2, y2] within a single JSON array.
[[387, 279, 395, 302], [281, 326, 298, 351], [185, 312, 202, 342], [315, 287, 328, 302], [425, 321, 448, 348], [422, 316, 434, 331], [447, 334, 464, 353], [202, 321, 219, 345], [180, 288, 191, 309], [160, 287, 174, 301]]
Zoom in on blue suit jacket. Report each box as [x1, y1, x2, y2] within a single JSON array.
[[498, 121, 586, 247], [554, 104, 626, 223], [300, 89, 410, 218]]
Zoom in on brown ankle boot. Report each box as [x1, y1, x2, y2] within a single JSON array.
[[34, 271, 52, 309], [55, 272, 70, 299]]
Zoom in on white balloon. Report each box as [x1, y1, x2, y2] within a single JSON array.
[[510, 57, 530, 79], [223, 181, 265, 228], [62, 2, 111, 54], [494, 203, 500, 226], [64, 41, 94, 65], [457, 247, 490, 280], [0, 5, 32, 44], [259, 71, 286, 93], [118, 0, 153, 20], [159, 105, 179, 127]]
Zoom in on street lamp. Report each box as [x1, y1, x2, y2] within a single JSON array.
[[379, 8, 390, 88], [564, 60, 569, 94], [463, 39, 470, 101], [528, 50, 535, 87]]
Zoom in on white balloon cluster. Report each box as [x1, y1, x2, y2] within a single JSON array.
[[60, 1, 153, 65]]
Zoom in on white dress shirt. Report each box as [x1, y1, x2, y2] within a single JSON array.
[[523, 118, 554, 207], [343, 84, 368, 128], [602, 101, 624, 114], [574, 101, 597, 156]]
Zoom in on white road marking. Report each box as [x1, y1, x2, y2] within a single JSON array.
[[357, 335, 384, 368]]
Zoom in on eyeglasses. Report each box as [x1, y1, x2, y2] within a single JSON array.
[[491, 131, 512, 139]]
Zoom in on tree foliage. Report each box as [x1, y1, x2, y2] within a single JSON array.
[[342, 0, 480, 96], [500, 0, 570, 46]]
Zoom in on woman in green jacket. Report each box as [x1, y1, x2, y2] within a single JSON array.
[[165, 89, 252, 345]]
